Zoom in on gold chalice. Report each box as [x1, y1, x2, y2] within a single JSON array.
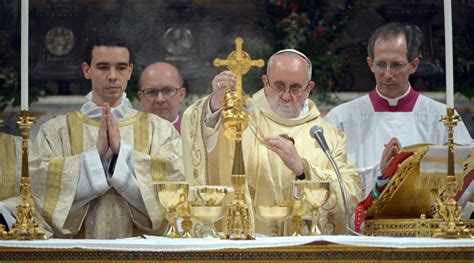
[[155, 181, 189, 238], [299, 181, 331, 235], [189, 186, 231, 238], [194, 186, 231, 205], [291, 181, 312, 236], [256, 200, 292, 237]]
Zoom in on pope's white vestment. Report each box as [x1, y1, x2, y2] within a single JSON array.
[[182, 89, 363, 235]]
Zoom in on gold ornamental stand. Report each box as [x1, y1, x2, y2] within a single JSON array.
[[213, 37, 264, 240], [0, 109, 47, 240], [432, 107, 472, 238]]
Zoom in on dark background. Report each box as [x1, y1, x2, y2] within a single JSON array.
[[0, 0, 472, 122]]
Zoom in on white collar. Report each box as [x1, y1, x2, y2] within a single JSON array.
[[376, 84, 411, 106], [80, 91, 133, 121], [171, 115, 179, 124], [300, 99, 309, 116]]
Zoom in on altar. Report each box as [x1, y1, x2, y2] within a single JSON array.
[[1, 235, 473, 262]]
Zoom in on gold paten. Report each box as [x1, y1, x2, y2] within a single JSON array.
[[213, 37, 264, 240], [0, 109, 48, 240]]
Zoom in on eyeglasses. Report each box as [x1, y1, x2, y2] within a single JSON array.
[[267, 79, 307, 97], [373, 61, 409, 73], [139, 87, 180, 100]]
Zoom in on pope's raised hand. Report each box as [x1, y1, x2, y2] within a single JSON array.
[[264, 135, 304, 176], [210, 70, 237, 112]]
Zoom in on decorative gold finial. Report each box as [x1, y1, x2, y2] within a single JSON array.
[[432, 107, 471, 239], [213, 37, 264, 240], [0, 109, 47, 240]]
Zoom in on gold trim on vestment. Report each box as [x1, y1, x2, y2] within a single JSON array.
[[0, 133, 16, 200], [190, 97, 209, 185], [67, 112, 84, 156], [45, 111, 152, 232], [44, 157, 66, 223], [150, 156, 167, 181], [133, 112, 149, 154], [70, 111, 144, 128]]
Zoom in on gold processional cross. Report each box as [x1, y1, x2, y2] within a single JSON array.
[[213, 37, 264, 101], [212, 37, 264, 240]]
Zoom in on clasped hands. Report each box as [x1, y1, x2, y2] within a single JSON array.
[[380, 137, 401, 175], [97, 103, 121, 160]]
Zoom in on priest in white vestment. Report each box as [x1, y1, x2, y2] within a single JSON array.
[[324, 23, 473, 215], [182, 49, 362, 235], [30, 35, 184, 239]]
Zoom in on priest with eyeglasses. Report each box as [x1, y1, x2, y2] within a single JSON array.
[[138, 62, 187, 133], [181, 49, 363, 236], [325, 23, 472, 209]]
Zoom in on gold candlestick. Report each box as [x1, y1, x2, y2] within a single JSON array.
[[213, 37, 264, 240], [432, 107, 471, 239], [0, 109, 47, 240]]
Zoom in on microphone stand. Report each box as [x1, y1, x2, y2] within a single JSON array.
[[322, 149, 361, 236], [311, 126, 361, 236]]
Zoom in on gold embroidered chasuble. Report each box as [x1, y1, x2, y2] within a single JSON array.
[[182, 89, 362, 235], [30, 109, 184, 239], [0, 133, 20, 201]]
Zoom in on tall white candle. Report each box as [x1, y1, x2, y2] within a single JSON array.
[[444, 0, 454, 108], [21, 0, 29, 110]]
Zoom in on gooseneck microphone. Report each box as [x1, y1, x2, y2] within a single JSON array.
[[310, 126, 330, 153], [310, 125, 360, 236]]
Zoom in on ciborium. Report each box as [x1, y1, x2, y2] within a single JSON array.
[[190, 186, 231, 238], [256, 200, 292, 237], [299, 181, 331, 235], [155, 181, 189, 238]]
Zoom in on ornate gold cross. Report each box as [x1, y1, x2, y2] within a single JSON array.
[[213, 37, 264, 100]]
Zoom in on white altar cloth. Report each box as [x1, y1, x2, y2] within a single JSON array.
[[0, 235, 473, 251]]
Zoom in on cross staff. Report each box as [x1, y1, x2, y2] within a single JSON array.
[[213, 37, 264, 100]]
